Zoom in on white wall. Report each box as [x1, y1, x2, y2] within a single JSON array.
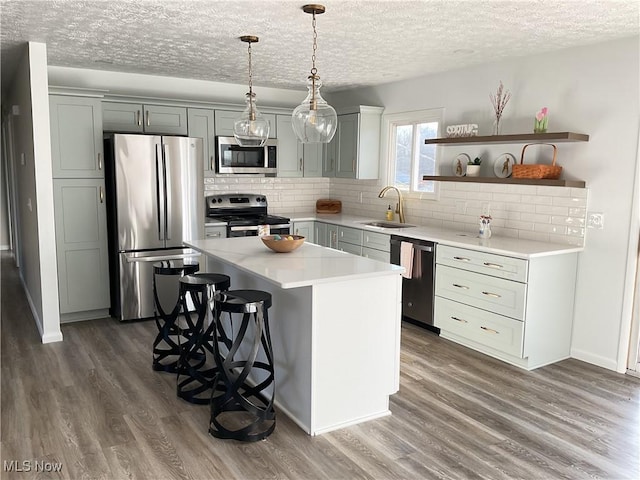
[[4, 42, 62, 343], [328, 37, 640, 372], [48, 66, 304, 108]]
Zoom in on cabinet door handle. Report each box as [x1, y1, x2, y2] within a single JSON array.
[[146, 110, 150, 126], [137, 110, 142, 126], [206, 232, 221, 238], [97, 153, 102, 170], [331, 157, 334, 170], [453, 256, 471, 262], [453, 283, 469, 290], [299, 158, 303, 171], [451, 316, 468, 323], [210, 156, 214, 170], [482, 291, 502, 298], [480, 326, 499, 334], [483, 262, 504, 269], [99, 186, 104, 203], [352, 157, 355, 172]]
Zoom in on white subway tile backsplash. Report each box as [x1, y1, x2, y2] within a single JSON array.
[[552, 196, 587, 207], [203, 176, 586, 247], [534, 223, 568, 235], [535, 205, 570, 216], [537, 186, 571, 197]]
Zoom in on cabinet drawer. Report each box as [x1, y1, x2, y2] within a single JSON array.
[[338, 242, 362, 256], [435, 296, 524, 358], [435, 264, 526, 320], [437, 244, 528, 282], [205, 226, 226, 239], [363, 231, 390, 252], [338, 226, 363, 245], [362, 246, 390, 262]]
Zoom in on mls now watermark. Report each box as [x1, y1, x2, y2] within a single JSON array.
[[4, 460, 63, 473]]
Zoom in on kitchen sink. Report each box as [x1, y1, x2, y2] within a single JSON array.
[[361, 221, 416, 229]]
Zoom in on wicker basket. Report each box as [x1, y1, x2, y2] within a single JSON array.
[[512, 143, 562, 180]]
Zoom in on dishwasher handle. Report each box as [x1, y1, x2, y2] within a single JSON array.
[[390, 238, 435, 253]]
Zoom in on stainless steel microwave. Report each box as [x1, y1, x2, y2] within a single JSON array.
[[215, 136, 277, 175]]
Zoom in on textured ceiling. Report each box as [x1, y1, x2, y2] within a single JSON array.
[[1, 0, 639, 97]]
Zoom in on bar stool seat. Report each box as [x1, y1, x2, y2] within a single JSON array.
[[176, 273, 231, 405], [209, 289, 276, 442], [152, 259, 199, 373]]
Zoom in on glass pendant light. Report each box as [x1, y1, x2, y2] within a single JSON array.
[[292, 4, 337, 144], [234, 35, 270, 146]]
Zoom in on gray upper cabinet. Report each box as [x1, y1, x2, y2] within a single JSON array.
[[214, 109, 276, 138], [276, 115, 302, 177], [303, 143, 323, 177], [102, 102, 188, 135], [334, 106, 383, 179], [276, 114, 322, 178], [323, 134, 338, 177], [50, 95, 104, 178], [187, 108, 215, 171], [53, 178, 110, 315]]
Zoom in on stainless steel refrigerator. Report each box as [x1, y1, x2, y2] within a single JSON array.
[[104, 134, 204, 321]]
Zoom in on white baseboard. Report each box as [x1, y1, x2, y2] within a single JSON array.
[[18, 271, 63, 344], [571, 348, 619, 372]]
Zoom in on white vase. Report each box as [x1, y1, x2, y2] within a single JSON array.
[[466, 164, 481, 177]]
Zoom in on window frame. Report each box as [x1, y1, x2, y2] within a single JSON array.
[[381, 108, 444, 200]]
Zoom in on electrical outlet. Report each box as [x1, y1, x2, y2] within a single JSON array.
[[587, 212, 604, 229]]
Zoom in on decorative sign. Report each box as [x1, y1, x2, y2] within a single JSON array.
[[446, 124, 478, 137]]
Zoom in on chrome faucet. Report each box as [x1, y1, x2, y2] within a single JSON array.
[[378, 186, 405, 223]]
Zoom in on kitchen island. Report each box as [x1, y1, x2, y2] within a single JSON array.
[[185, 237, 404, 436]]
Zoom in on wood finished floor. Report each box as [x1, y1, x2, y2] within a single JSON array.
[[1, 253, 639, 480]]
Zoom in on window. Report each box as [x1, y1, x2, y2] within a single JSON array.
[[384, 109, 442, 198]]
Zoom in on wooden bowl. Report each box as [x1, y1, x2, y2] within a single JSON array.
[[261, 235, 305, 253]]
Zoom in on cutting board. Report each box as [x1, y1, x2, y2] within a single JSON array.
[[316, 199, 342, 214]]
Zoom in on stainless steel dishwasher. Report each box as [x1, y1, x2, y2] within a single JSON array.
[[390, 235, 438, 331]]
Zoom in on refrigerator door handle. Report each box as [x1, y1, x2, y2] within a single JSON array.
[[124, 252, 201, 263], [155, 143, 165, 241], [163, 143, 172, 241]]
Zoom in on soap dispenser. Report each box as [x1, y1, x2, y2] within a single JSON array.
[[386, 205, 394, 221]]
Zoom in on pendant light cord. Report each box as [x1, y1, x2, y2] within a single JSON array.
[[247, 41, 255, 119], [311, 12, 318, 77], [247, 41, 254, 96]]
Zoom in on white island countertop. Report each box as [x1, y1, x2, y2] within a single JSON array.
[[186, 237, 404, 289]]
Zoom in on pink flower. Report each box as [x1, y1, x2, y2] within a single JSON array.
[[541, 107, 548, 115], [536, 112, 544, 121]]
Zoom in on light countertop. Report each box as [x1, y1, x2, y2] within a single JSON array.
[[288, 213, 584, 259], [185, 237, 404, 289]]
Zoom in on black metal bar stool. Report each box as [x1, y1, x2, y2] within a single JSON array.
[[152, 259, 199, 373], [209, 290, 276, 442], [176, 273, 231, 405]]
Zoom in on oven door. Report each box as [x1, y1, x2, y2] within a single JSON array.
[[228, 223, 290, 237]]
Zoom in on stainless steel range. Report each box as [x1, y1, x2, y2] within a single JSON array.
[[206, 194, 290, 237]]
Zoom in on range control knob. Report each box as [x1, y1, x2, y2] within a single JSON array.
[[218, 197, 223, 203], [210, 198, 217, 204]]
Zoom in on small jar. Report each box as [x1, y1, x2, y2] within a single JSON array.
[[479, 215, 492, 239]]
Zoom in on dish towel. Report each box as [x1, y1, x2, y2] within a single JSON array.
[[400, 241, 414, 279]]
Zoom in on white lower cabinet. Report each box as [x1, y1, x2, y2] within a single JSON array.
[[434, 244, 578, 370]]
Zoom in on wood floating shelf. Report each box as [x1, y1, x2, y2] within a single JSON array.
[[424, 132, 590, 145], [422, 175, 586, 188]]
